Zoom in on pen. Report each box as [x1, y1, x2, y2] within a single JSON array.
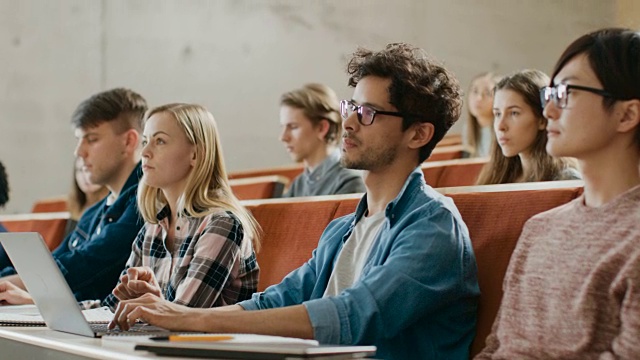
[[150, 334, 234, 342]]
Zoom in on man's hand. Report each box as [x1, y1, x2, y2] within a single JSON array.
[[112, 266, 162, 301], [0, 281, 34, 305], [108, 293, 198, 331]]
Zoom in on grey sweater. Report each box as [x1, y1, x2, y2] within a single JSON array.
[[283, 150, 365, 198]]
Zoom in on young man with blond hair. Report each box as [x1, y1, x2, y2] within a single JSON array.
[[279, 83, 364, 197]]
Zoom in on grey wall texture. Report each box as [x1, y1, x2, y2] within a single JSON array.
[[0, 0, 629, 213]]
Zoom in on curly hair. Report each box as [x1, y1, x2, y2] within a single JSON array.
[[0, 161, 8, 208], [347, 43, 463, 163]]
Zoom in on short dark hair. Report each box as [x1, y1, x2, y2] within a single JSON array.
[[71, 88, 148, 133], [280, 83, 341, 143], [0, 161, 8, 208], [347, 43, 463, 163], [551, 28, 640, 147]]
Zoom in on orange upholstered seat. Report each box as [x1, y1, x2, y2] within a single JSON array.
[[31, 196, 68, 213], [229, 175, 289, 200], [421, 157, 489, 188], [244, 197, 344, 291], [229, 164, 304, 183], [241, 180, 584, 358], [443, 182, 583, 356], [427, 144, 469, 161], [0, 212, 70, 251]]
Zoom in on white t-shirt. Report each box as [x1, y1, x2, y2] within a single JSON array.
[[323, 210, 386, 297]]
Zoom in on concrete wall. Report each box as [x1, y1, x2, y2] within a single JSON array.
[[0, 0, 616, 213]]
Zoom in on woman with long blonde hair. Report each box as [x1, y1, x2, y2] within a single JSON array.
[[464, 73, 500, 157], [103, 103, 260, 310], [476, 70, 579, 184]]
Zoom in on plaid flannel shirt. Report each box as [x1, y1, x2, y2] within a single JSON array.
[[103, 207, 258, 310]]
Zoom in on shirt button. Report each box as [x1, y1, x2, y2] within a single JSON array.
[[96, 226, 101, 235], [71, 238, 79, 248]]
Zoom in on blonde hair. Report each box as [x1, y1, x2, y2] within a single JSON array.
[[280, 83, 341, 143], [465, 73, 500, 157], [137, 103, 261, 250], [476, 70, 577, 185]]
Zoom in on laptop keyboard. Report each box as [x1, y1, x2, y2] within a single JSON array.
[[92, 322, 168, 336]]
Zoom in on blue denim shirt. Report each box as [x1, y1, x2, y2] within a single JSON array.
[[0, 164, 143, 302], [239, 167, 480, 360]]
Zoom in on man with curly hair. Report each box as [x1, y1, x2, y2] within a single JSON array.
[[111, 43, 479, 360]]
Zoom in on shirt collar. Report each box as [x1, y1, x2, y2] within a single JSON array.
[[105, 162, 142, 206], [352, 166, 425, 225], [304, 150, 341, 182]]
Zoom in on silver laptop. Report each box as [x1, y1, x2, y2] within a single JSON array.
[[0, 232, 169, 337], [135, 342, 377, 359]]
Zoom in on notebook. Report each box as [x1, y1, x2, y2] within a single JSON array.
[[0, 232, 169, 337], [0, 305, 112, 327], [135, 341, 377, 359]]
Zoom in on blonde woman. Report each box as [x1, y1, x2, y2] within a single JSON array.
[[103, 103, 260, 310], [476, 70, 579, 184], [464, 73, 499, 157]]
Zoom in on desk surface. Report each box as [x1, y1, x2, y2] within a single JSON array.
[[0, 326, 194, 360]]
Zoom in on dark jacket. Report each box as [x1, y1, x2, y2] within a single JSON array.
[[0, 163, 143, 301]]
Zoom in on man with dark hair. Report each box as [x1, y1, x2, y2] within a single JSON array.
[[111, 44, 479, 360], [0, 162, 7, 207], [0, 161, 8, 233], [279, 83, 365, 197], [0, 88, 147, 305], [0, 162, 13, 270], [477, 27, 640, 360]]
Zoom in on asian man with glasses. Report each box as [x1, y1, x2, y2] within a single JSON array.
[[477, 28, 640, 360]]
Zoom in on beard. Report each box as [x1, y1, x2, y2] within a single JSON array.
[[340, 141, 396, 170]]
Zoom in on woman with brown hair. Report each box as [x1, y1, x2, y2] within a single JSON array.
[[476, 69, 579, 184]]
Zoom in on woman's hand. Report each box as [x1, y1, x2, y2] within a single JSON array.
[[112, 266, 162, 301]]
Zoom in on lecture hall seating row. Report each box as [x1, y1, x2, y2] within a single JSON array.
[[16, 156, 487, 253], [228, 135, 468, 183], [0, 212, 69, 251], [1, 177, 582, 357], [241, 180, 584, 357], [28, 175, 291, 215], [229, 156, 488, 190]]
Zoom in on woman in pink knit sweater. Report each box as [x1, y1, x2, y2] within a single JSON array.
[[477, 28, 640, 359]]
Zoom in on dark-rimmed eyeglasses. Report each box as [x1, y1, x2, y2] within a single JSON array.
[[339, 99, 409, 126], [539, 84, 615, 109]]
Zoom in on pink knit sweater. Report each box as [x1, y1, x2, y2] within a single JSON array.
[[476, 185, 640, 359]]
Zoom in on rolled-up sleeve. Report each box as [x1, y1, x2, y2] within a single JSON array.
[[304, 208, 475, 345]]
